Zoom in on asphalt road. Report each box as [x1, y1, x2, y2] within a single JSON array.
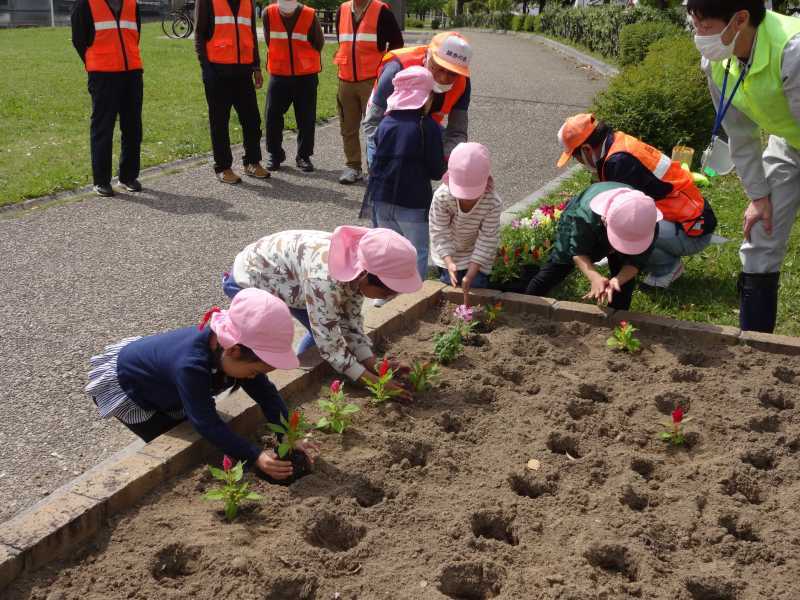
[[0, 31, 606, 523]]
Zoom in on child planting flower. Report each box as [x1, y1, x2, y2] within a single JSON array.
[[408, 361, 441, 393], [607, 320, 641, 353], [266, 409, 317, 483], [203, 455, 263, 521], [317, 380, 360, 434], [362, 357, 404, 404], [659, 406, 693, 446]]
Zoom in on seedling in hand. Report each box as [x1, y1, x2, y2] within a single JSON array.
[[317, 379, 360, 434], [659, 406, 693, 446], [607, 320, 641, 353], [408, 361, 441, 393], [203, 455, 262, 521], [267, 409, 313, 458], [362, 357, 403, 404]]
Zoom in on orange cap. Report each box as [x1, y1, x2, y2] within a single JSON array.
[[428, 32, 472, 78], [556, 113, 597, 167]]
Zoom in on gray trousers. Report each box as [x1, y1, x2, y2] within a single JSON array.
[[740, 136, 800, 273]]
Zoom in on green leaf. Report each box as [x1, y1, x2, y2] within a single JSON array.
[[333, 420, 345, 434], [316, 417, 330, 429], [266, 423, 286, 434], [245, 492, 263, 501], [225, 502, 238, 521], [341, 404, 360, 414], [606, 337, 619, 349], [232, 461, 244, 482], [208, 466, 226, 480], [658, 432, 673, 441], [277, 442, 291, 458], [203, 490, 226, 501]]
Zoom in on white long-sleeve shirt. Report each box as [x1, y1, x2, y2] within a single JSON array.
[[428, 182, 502, 274]]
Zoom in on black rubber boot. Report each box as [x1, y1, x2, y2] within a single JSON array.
[[738, 272, 780, 333]]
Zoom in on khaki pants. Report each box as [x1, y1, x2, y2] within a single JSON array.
[[337, 78, 374, 170]]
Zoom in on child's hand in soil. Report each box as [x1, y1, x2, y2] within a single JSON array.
[[256, 450, 293, 480], [583, 271, 610, 303], [295, 439, 321, 464]]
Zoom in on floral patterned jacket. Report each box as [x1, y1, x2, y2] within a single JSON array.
[[232, 230, 373, 381]]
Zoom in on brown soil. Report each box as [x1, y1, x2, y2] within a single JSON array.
[[8, 306, 800, 600]]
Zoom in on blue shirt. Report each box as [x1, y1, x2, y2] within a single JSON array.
[[116, 326, 288, 464]]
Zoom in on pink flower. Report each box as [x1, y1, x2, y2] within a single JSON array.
[[379, 358, 390, 377], [222, 455, 233, 472], [454, 304, 474, 322], [511, 220, 521, 229], [672, 407, 684, 424], [619, 320, 628, 329], [330, 379, 342, 394]]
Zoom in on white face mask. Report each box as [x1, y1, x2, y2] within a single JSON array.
[[278, 0, 298, 13], [432, 81, 454, 94], [580, 146, 600, 171], [694, 18, 740, 61]]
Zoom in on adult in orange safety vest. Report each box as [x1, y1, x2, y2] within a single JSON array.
[[71, 0, 144, 196], [556, 113, 718, 289]]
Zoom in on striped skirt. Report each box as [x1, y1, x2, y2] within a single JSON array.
[[86, 337, 185, 425]]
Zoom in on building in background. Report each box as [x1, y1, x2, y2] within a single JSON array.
[[1, 0, 166, 27]]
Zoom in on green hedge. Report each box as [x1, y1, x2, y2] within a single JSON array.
[[511, 14, 524, 31], [592, 35, 714, 167], [618, 21, 684, 67], [523, 14, 539, 32], [406, 17, 425, 28], [539, 5, 685, 59]]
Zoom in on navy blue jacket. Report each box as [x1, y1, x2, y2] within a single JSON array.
[[367, 108, 447, 211], [117, 326, 288, 464]]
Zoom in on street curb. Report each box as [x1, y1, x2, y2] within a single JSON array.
[[500, 164, 584, 225], [4, 279, 800, 590]]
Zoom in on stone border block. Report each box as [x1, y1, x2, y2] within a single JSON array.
[[552, 300, 611, 325], [138, 422, 210, 478], [740, 330, 800, 355], [0, 545, 22, 591], [440, 285, 501, 306], [612, 311, 741, 345], [498, 292, 555, 319]]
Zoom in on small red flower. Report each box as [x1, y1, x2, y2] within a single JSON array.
[[672, 407, 684, 424], [619, 320, 629, 329], [330, 379, 342, 394], [379, 358, 390, 377], [289, 410, 300, 430], [222, 455, 233, 471]]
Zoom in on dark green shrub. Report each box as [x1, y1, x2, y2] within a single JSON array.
[[406, 17, 425, 28], [618, 21, 684, 66], [592, 35, 714, 168], [431, 17, 441, 29], [491, 11, 513, 30], [523, 14, 537, 32], [511, 14, 524, 31]]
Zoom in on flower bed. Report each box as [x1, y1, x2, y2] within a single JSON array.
[[7, 304, 800, 600]]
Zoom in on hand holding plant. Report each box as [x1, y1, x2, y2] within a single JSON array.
[[659, 406, 693, 446], [362, 358, 403, 404], [267, 409, 313, 458], [317, 379, 360, 434], [203, 455, 262, 521], [607, 320, 641, 353], [408, 361, 441, 393]]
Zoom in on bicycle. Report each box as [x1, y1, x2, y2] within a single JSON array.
[[162, 3, 194, 39]]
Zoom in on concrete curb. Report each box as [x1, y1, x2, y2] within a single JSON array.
[[3, 279, 800, 590], [500, 164, 584, 225]]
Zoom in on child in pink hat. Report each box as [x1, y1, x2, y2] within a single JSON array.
[[525, 182, 662, 310], [429, 142, 503, 301], [362, 65, 448, 286], [86, 288, 318, 482]]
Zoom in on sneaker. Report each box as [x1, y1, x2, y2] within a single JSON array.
[[244, 163, 270, 179], [643, 261, 685, 289], [296, 157, 315, 172], [93, 184, 114, 197], [594, 257, 609, 267], [266, 153, 285, 171], [119, 179, 142, 192], [216, 169, 241, 185], [373, 297, 390, 307], [339, 167, 364, 184]]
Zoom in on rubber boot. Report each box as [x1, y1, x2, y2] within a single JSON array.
[[737, 272, 780, 333]]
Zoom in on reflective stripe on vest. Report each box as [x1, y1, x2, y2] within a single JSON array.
[[266, 4, 321, 76], [602, 132, 707, 236], [711, 11, 800, 149], [206, 0, 254, 65], [378, 45, 467, 124], [85, 0, 142, 72], [334, 0, 386, 82]]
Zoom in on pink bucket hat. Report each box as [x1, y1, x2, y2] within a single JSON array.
[[328, 226, 423, 294], [209, 288, 299, 370], [444, 142, 491, 200], [589, 188, 663, 256], [386, 66, 435, 113]]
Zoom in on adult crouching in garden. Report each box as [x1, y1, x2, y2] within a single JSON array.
[[263, 0, 324, 172], [222, 227, 422, 399], [334, 0, 403, 184]]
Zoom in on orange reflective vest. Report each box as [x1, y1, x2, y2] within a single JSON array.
[[377, 45, 467, 124], [334, 0, 387, 82], [206, 0, 255, 65], [85, 0, 142, 72], [601, 132, 708, 236], [266, 4, 321, 76]]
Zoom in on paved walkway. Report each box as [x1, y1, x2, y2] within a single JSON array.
[[0, 31, 606, 523]]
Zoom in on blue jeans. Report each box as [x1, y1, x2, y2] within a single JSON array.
[[221, 272, 316, 354], [373, 201, 430, 280], [438, 268, 490, 288], [647, 221, 713, 277]]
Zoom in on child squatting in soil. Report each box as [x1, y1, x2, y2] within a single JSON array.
[[86, 288, 318, 481], [525, 183, 662, 310]]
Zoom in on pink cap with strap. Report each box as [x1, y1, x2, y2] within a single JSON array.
[[589, 188, 663, 256]]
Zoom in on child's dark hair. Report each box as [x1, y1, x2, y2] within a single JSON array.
[[686, 0, 766, 27], [572, 120, 612, 157], [366, 273, 393, 291]]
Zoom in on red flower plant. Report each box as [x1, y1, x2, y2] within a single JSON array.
[[289, 410, 300, 430], [363, 357, 401, 404], [378, 357, 390, 377], [222, 455, 233, 472], [672, 407, 684, 424], [330, 379, 342, 394], [659, 405, 693, 446]]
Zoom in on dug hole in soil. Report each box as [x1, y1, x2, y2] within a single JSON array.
[[8, 304, 800, 600]]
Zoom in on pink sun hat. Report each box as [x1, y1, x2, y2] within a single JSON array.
[[327, 226, 423, 294], [589, 188, 663, 256], [209, 288, 299, 370], [444, 142, 491, 200], [386, 66, 435, 113]]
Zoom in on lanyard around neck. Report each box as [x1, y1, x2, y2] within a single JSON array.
[[711, 59, 748, 139]]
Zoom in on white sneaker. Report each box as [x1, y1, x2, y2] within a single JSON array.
[[643, 261, 685, 289], [373, 297, 390, 307], [339, 167, 364, 185], [594, 257, 609, 267]]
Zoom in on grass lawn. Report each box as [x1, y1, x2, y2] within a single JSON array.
[[518, 169, 800, 337], [0, 24, 339, 206]]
